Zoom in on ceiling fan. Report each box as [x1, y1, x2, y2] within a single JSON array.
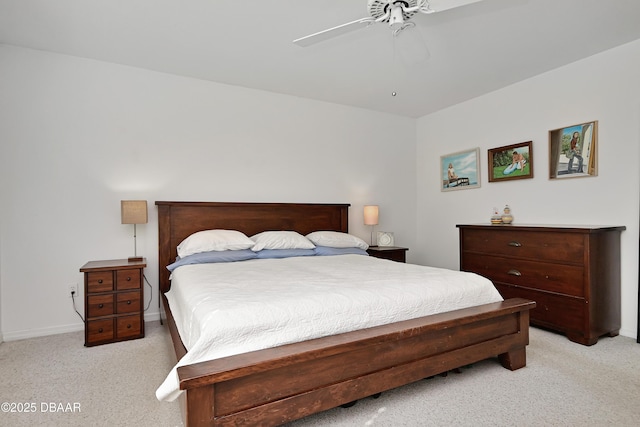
[[293, 0, 483, 47]]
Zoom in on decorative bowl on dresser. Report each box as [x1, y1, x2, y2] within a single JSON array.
[[457, 224, 625, 345], [80, 258, 146, 346]]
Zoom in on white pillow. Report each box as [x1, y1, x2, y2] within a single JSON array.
[[177, 229, 255, 258], [306, 231, 369, 250], [250, 231, 315, 252]]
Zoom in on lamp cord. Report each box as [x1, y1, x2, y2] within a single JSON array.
[[143, 274, 153, 311], [71, 292, 84, 322]]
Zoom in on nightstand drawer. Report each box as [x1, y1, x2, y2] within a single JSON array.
[[116, 269, 141, 290], [366, 246, 408, 263], [116, 315, 142, 339], [86, 319, 114, 344], [87, 271, 113, 293], [87, 294, 114, 318], [116, 291, 141, 314]]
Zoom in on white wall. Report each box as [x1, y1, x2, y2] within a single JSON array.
[[416, 39, 640, 339], [0, 232, 3, 343], [0, 45, 417, 340], [3, 38, 638, 341]]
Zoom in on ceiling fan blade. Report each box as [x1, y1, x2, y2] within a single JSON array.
[[428, 0, 483, 12], [293, 17, 372, 47], [293, 1, 483, 48]]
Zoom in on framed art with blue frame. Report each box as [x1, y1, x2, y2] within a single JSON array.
[[440, 148, 481, 192], [488, 141, 533, 182]]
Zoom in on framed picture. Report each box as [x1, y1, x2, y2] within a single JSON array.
[[488, 141, 533, 182], [549, 121, 597, 179], [440, 148, 481, 192]]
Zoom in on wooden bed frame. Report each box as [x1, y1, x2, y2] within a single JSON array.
[[156, 201, 535, 427]]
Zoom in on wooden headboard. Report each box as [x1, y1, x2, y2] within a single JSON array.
[[155, 201, 350, 293]]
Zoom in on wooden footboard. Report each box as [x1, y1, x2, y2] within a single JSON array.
[[173, 297, 534, 427]]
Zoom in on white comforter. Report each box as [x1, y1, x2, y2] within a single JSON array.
[[156, 254, 502, 401]]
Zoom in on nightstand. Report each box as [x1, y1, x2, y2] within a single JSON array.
[[80, 258, 146, 346], [366, 246, 408, 263]]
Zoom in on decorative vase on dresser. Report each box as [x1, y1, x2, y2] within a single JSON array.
[[457, 224, 625, 345]]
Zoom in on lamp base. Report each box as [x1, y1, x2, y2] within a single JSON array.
[[127, 256, 144, 262]]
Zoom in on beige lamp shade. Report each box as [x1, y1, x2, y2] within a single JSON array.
[[121, 200, 148, 224], [363, 205, 379, 226]]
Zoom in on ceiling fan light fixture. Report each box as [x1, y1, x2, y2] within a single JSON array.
[[389, 6, 405, 28]]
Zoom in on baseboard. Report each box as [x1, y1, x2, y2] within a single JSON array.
[[619, 327, 637, 341], [2, 323, 85, 342], [144, 311, 161, 323], [2, 311, 162, 342]]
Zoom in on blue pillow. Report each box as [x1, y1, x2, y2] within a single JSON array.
[[167, 249, 257, 272], [313, 246, 369, 256], [255, 249, 316, 259]]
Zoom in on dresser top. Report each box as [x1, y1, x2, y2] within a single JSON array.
[[457, 224, 626, 233]]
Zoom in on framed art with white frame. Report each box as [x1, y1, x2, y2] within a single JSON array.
[[440, 148, 481, 192]]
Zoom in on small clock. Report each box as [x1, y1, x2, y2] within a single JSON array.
[[377, 231, 395, 247]]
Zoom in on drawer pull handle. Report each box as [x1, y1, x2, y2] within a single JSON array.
[[98, 328, 103, 333], [98, 303, 104, 309], [98, 279, 103, 284], [127, 324, 132, 329], [508, 241, 522, 247], [126, 277, 131, 281], [127, 300, 132, 305], [507, 269, 522, 276]]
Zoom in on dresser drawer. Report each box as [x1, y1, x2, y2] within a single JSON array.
[[87, 294, 114, 318], [86, 319, 114, 344], [461, 228, 584, 264], [116, 291, 141, 314], [463, 253, 584, 297], [495, 284, 584, 333], [116, 314, 142, 339], [116, 269, 141, 290], [87, 271, 113, 293]]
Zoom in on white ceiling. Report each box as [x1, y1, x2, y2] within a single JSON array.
[[2, 0, 640, 118]]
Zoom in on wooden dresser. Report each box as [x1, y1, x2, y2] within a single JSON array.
[[80, 259, 146, 346], [457, 224, 625, 345]]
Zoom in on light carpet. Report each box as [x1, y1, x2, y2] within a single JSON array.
[[1, 321, 639, 426]]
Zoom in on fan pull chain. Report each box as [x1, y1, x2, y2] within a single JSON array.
[[391, 31, 399, 97]]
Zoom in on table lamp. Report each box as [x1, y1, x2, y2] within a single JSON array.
[[121, 200, 148, 262], [363, 205, 379, 246]]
